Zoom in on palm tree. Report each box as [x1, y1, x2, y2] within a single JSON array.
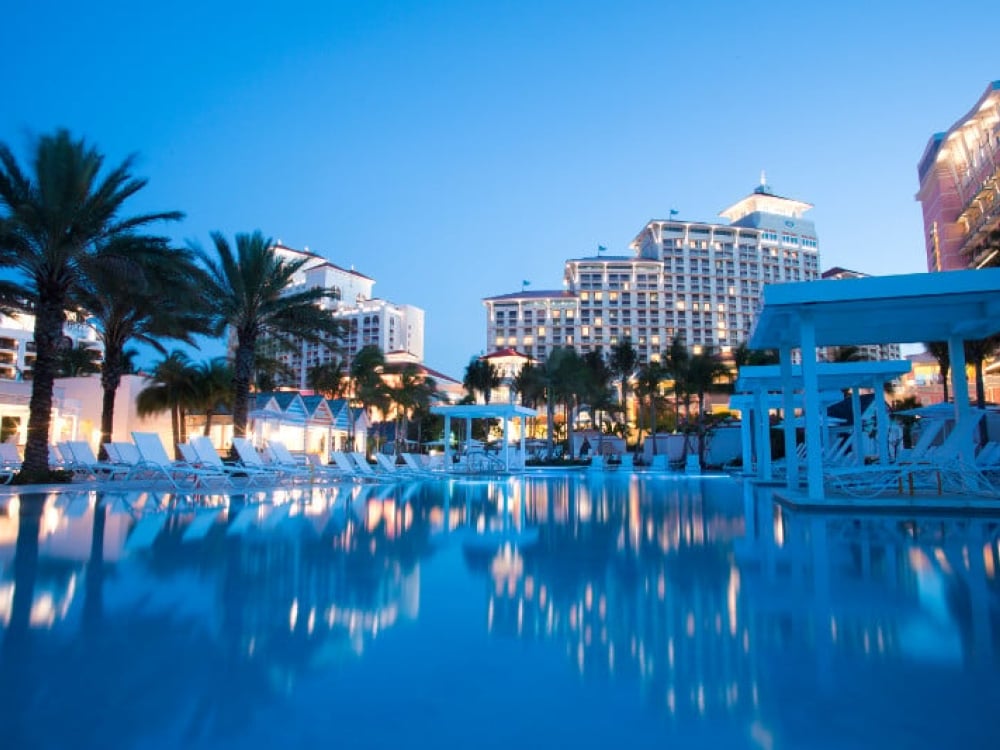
[[54, 342, 102, 377], [136, 350, 198, 458], [387, 364, 439, 456], [307, 358, 348, 399], [634, 361, 665, 456], [189, 358, 234, 437], [663, 334, 690, 425], [512, 362, 545, 439], [925, 341, 951, 403], [195, 231, 346, 440], [350, 345, 390, 454], [825, 345, 866, 363], [608, 339, 639, 445], [462, 356, 501, 404], [0, 130, 182, 480], [73, 234, 214, 452], [685, 346, 730, 468], [581, 350, 615, 456]]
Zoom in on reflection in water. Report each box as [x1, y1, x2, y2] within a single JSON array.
[[1, 477, 999, 748]]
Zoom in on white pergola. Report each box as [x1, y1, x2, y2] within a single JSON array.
[[749, 268, 1000, 499], [430, 403, 538, 472], [733, 361, 912, 488]]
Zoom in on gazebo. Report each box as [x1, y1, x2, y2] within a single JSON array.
[[749, 268, 1000, 500], [430, 403, 538, 473], [733, 360, 912, 487]]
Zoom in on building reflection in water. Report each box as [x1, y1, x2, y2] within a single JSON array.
[[2, 475, 1000, 746]]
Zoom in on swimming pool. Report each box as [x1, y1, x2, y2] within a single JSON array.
[[1, 473, 999, 749]]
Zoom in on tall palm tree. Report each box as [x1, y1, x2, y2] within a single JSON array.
[[350, 345, 390, 453], [608, 339, 639, 445], [307, 358, 348, 399], [925, 341, 951, 403], [826, 345, 866, 363], [634, 361, 665, 456], [0, 130, 182, 479], [512, 362, 545, 439], [387, 364, 439, 456], [581, 350, 615, 456], [686, 346, 730, 467], [73, 235, 214, 452], [189, 358, 234, 437], [136, 350, 198, 458], [195, 231, 346, 440], [54, 342, 102, 377], [462, 357, 501, 404], [663, 334, 690, 425]]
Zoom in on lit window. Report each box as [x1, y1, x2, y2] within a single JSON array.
[[537, 326, 546, 336], [677, 301, 686, 311]]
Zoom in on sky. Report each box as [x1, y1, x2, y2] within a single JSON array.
[[2, 0, 996, 377]]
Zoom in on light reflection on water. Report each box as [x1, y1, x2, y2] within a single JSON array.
[[0, 475, 999, 749]]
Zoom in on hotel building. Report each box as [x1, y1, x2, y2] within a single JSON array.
[[484, 183, 821, 365], [0, 312, 101, 381], [916, 80, 1000, 271], [265, 244, 426, 389]]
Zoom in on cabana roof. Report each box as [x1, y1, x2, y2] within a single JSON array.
[[750, 268, 1000, 348], [431, 403, 537, 419], [735, 360, 912, 393]]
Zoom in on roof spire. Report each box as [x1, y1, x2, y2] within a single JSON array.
[[754, 170, 773, 196]]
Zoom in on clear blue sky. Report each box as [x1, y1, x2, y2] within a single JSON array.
[[2, 0, 995, 377]]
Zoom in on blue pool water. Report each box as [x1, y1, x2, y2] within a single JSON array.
[[2, 473, 1000, 749]]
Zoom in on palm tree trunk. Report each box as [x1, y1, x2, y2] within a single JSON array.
[[650, 399, 657, 456], [546, 392, 556, 458], [170, 404, 180, 459], [232, 340, 255, 439], [99, 356, 123, 459], [21, 299, 65, 478]]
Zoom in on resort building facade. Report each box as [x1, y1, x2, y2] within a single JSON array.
[[916, 80, 1000, 271], [0, 311, 102, 381], [262, 244, 426, 389], [484, 183, 821, 365]]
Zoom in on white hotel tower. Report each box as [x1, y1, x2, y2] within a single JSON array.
[[264, 244, 425, 388], [484, 182, 821, 365]]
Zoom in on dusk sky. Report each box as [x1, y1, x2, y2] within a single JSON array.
[[3, 0, 996, 377]]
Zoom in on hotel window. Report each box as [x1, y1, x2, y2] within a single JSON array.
[[537, 326, 546, 336]]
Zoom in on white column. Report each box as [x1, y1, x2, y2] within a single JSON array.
[[948, 336, 974, 462], [444, 415, 452, 470], [754, 388, 772, 481], [740, 404, 753, 475], [779, 346, 799, 489], [851, 387, 864, 466], [800, 316, 823, 500], [873, 378, 890, 465], [503, 414, 510, 471]]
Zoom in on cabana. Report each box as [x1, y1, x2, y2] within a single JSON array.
[[733, 361, 911, 487], [749, 268, 1000, 499], [430, 403, 538, 473]]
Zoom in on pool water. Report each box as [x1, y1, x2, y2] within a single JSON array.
[[1, 473, 999, 749]]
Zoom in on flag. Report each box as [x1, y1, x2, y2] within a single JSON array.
[[521, 279, 531, 288], [669, 208, 679, 217], [597, 244, 607, 253]]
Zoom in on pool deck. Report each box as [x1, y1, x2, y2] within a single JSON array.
[[773, 486, 1000, 513]]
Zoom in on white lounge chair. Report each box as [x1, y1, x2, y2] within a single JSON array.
[[330, 451, 377, 481], [0, 443, 20, 483], [232, 437, 296, 481], [189, 435, 274, 485], [131, 432, 229, 489], [61, 440, 130, 481]]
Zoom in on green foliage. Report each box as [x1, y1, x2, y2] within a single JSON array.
[[195, 230, 347, 437], [0, 129, 181, 475]]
